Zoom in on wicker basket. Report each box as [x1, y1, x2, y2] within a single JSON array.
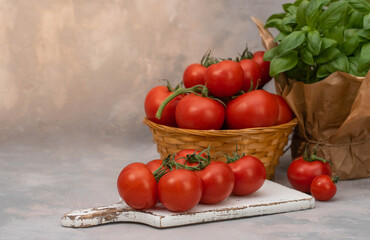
[[143, 118, 298, 179]]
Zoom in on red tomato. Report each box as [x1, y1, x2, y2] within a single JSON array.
[[183, 63, 207, 88], [239, 59, 262, 92], [117, 163, 157, 210], [287, 156, 332, 193], [228, 156, 266, 196], [226, 90, 279, 129], [146, 159, 163, 174], [252, 51, 271, 88], [144, 86, 183, 127], [174, 149, 205, 167], [158, 169, 202, 212], [175, 94, 225, 130], [274, 94, 293, 125], [204, 60, 244, 97], [310, 175, 337, 201], [195, 161, 235, 204]]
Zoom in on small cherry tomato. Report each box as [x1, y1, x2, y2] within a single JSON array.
[[195, 161, 235, 204], [158, 169, 203, 212], [117, 163, 157, 210], [310, 175, 337, 201], [228, 155, 266, 196], [183, 63, 207, 88]]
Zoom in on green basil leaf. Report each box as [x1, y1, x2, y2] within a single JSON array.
[[306, 0, 320, 28], [274, 32, 287, 42], [342, 37, 360, 56], [265, 18, 283, 31], [317, 47, 341, 64], [316, 64, 331, 79], [348, 57, 360, 76], [266, 13, 286, 22], [327, 53, 350, 73], [318, 0, 331, 9], [300, 48, 315, 65], [282, 14, 297, 27], [364, 14, 370, 29], [296, 0, 309, 26], [263, 47, 279, 62], [358, 29, 370, 40], [321, 38, 337, 50], [294, 0, 304, 6], [287, 5, 298, 15], [307, 30, 322, 56], [347, 11, 365, 28], [358, 43, 370, 73], [269, 51, 299, 76], [283, 3, 294, 12], [324, 26, 344, 44], [318, 1, 348, 30], [277, 31, 305, 54], [347, 0, 370, 14]]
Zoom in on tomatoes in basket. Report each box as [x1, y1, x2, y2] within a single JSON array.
[[239, 59, 262, 92], [274, 94, 293, 125], [117, 163, 157, 210], [158, 169, 202, 212], [175, 93, 225, 130], [228, 155, 266, 196], [226, 90, 279, 129], [252, 51, 271, 88], [204, 60, 244, 98], [195, 161, 235, 204], [183, 63, 207, 88], [287, 156, 332, 193], [144, 86, 183, 127], [310, 175, 337, 201]]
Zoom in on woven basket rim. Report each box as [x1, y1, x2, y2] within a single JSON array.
[[143, 118, 298, 137]]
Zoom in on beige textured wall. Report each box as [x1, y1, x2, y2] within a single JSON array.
[[0, 0, 287, 144]]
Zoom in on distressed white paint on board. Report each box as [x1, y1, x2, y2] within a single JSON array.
[[61, 181, 314, 228]]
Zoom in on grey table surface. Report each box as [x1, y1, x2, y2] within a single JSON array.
[[1, 136, 369, 240]]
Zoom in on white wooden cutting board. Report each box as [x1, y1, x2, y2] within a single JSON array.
[[61, 180, 314, 228]]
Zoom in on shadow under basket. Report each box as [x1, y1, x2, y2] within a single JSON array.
[[143, 118, 298, 180]]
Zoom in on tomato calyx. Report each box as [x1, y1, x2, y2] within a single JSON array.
[[224, 147, 245, 163], [302, 147, 331, 165], [201, 49, 219, 67], [153, 148, 212, 182], [235, 44, 253, 62]]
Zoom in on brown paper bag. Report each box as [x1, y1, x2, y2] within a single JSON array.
[[252, 17, 370, 180]]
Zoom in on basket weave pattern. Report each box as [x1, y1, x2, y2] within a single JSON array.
[[144, 118, 298, 179]]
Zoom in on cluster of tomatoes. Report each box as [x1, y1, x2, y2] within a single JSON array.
[[144, 49, 293, 130], [287, 150, 338, 201], [117, 149, 266, 212]]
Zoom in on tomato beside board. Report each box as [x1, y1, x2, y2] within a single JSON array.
[[144, 86, 183, 127], [175, 93, 225, 130], [287, 156, 332, 193], [226, 90, 279, 129], [117, 163, 157, 210], [310, 175, 337, 201], [195, 161, 235, 204], [158, 169, 203, 212]]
